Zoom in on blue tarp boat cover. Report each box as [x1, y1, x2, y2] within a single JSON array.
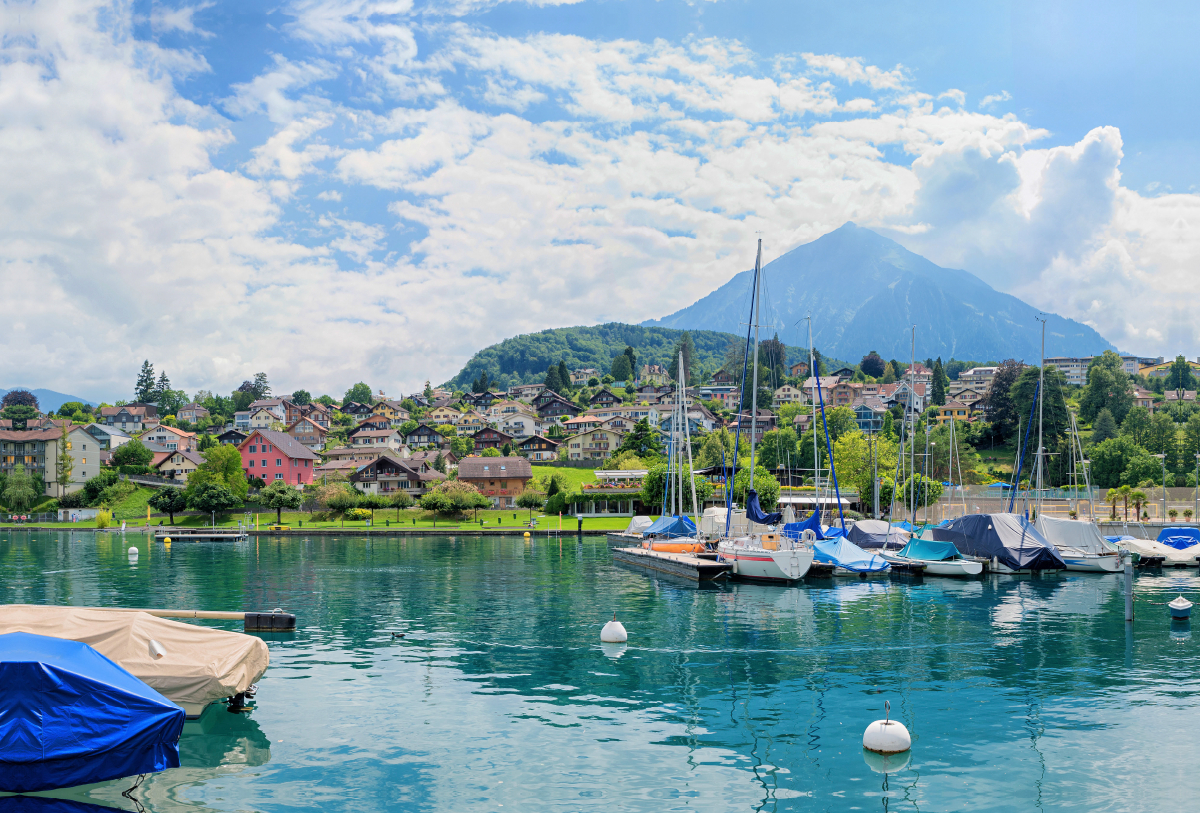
[[931, 513, 1066, 571], [891, 520, 917, 532], [643, 515, 697, 538], [988, 482, 1014, 489], [745, 489, 782, 525], [897, 537, 962, 562], [847, 520, 909, 550], [782, 509, 823, 540], [0, 631, 184, 793], [2, 800, 123, 813], [813, 537, 890, 572], [1156, 527, 1200, 549]]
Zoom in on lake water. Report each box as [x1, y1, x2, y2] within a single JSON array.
[[1, 530, 1198, 812]]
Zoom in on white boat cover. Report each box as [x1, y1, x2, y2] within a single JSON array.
[[1112, 537, 1197, 564], [1034, 516, 1116, 555], [0, 605, 269, 710], [623, 516, 654, 535]]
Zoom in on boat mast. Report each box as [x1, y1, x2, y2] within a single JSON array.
[[1036, 316, 1045, 518], [749, 238, 762, 479], [681, 350, 700, 529], [723, 239, 761, 537], [809, 315, 819, 519], [909, 325, 916, 526]]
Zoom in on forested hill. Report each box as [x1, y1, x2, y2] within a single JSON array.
[[447, 324, 739, 391]]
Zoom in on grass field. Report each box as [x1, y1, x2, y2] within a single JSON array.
[[531, 465, 598, 490]]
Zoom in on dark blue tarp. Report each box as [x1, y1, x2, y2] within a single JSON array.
[[0, 631, 184, 793], [782, 509, 823, 540], [897, 537, 962, 562], [813, 538, 889, 572], [0, 800, 124, 813], [745, 489, 782, 525], [931, 513, 1065, 571], [1157, 527, 1200, 549], [847, 520, 909, 550], [643, 515, 697, 538]]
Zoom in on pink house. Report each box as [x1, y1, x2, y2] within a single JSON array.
[[238, 429, 320, 486]]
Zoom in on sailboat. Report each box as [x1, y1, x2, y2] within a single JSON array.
[[715, 239, 815, 582], [642, 349, 706, 554]]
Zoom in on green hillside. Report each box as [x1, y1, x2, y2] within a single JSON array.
[[448, 323, 738, 390]]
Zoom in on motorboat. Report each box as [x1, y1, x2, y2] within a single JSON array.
[[932, 513, 1065, 573], [637, 514, 707, 553], [1169, 595, 1193, 619], [880, 537, 983, 577], [1111, 535, 1195, 567], [1034, 515, 1123, 573]]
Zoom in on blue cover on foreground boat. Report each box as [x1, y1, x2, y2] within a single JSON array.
[[782, 508, 823, 540], [642, 515, 697, 538], [1156, 527, 1200, 549], [897, 537, 962, 562], [813, 538, 890, 573], [931, 513, 1065, 571], [745, 489, 782, 525], [0, 631, 184, 793]]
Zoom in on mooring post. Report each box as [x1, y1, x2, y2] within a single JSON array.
[[1124, 554, 1134, 622]]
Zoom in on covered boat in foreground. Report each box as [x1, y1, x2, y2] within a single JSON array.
[[880, 537, 983, 577], [931, 514, 1065, 572], [640, 515, 706, 553], [0, 631, 185, 792], [812, 536, 890, 575], [0, 605, 269, 717], [1034, 515, 1123, 572]]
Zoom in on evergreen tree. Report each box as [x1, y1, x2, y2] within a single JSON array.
[[623, 346, 636, 375], [55, 426, 74, 497], [1167, 355, 1197, 392], [668, 332, 696, 385], [931, 358, 947, 406], [154, 371, 171, 404], [252, 372, 271, 400], [544, 364, 564, 394], [557, 360, 571, 392], [135, 360, 156, 403], [982, 359, 1025, 442], [1080, 350, 1134, 424], [1092, 408, 1118, 444], [610, 353, 633, 383], [433, 452, 446, 473]]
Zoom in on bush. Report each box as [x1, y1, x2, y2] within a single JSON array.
[[98, 480, 137, 507], [117, 465, 155, 475], [83, 470, 120, 506], [345, 507, 372, 521], [545, 492, 570, 515], [95, 509, 113, 529], [58, 491, 86, 509]]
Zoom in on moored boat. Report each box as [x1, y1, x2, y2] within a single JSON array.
[[1034, 515, 1124, 573], [880, 537, 983, 577], [932, 513, 1065, 573], [812, 536, 889, 575]]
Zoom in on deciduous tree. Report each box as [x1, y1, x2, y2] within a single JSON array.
[[149, 488, 188, 524], [111, 438, 153, 468], [260, 479, 303, 523], [1080, 350, 1134, 424]]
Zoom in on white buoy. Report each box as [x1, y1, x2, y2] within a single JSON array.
[[600, 613, 627, 643], [148, 639, 166, 660], [863, 701, 911, 755], [127, 546, 139, 561]]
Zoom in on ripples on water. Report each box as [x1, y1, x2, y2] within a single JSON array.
[[0, 530, 1197, 812]]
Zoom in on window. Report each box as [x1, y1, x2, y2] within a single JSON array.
[[262, 459, 268, 468], [248, 460, 255, 468], [250, 445, 257, 452], [82, 458, 86, 464], [275, 473, 283, 480]]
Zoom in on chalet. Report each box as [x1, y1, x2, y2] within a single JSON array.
[[238, 429, 320, 486], [98, 404, 158, 432], [561, 414, 604, 435], [341, 401, 374, 417], [404, 423, 440, 448], [1133, 388, 1155, 411], [456, 411, 489, 433], [177, 403, 210, 423], [217, 429, 248, 446], [301, 402, 332, 427], [829, 366, 856, 381], [589, 389, 619, 408], [248, 407, 280, 430], [879, 381, 928, 414], [509, 383, 545, 402], [472, 427, 513, 452], [407, 449, 459, 471], [639, 364, 668, 385], [564, 427, 622, 460], [788, 361, 808, 378], [936, 400, 972, 425], [428, 406, 462, 426], [852, 397, 887, 433], [498, 411, 538, 439], [140, 424, 196, 452], [710, 370, 738, 387], [323, 446, 385, 464], [726, 410, 777, 445], [533, 389, 565, 409], [351, 429, 406, 453], [773, 385, 806, 407], [463, 391, 502, 408], [155, 449, 204, 482], [828, 381, 862, 407], [371, 400, 411, 424], [486, 400, 529, 419], [286, 416, 328, 452], [571, 368, 601, 384], [248, 398, 289, 422], [350, 416, 392, 434], [457, 456, 533, 508], [349, 454, 444, 498], [537, 395, 582, 421], [517, 435, 560, 462]]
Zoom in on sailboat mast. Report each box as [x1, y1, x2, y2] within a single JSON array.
[[1036, 316, 1046, 516], [909, 325, 916, 525], [809, 316, 819, 517], [749, 238, 762, 477], [681, 350, 700, 528]]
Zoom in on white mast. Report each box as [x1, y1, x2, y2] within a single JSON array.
[[749, 238, 762, 478], [808, 316, 819, 517], [909, 325, 916, 524], [681, 350, 700, 530], [1036, 316, 1046, 517]]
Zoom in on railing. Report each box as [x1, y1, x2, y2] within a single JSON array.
[[119, 473, 184, 488]]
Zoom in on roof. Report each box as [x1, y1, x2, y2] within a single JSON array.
[[99, 405, 151, 416], [239, 429, 321, 459], [353, 429, 402, 438], [0, 430, 63, 441], [286, 416, 328, 433], [85, 423, 131, 438], [407, 449, 459, 464], [472, 427, 513, 440], [458, 456, 533, 479], [518, 434, 560, 448], [155, 448, 204, 467], [315, 459, 364, 472], [143, 424, 195, 438]]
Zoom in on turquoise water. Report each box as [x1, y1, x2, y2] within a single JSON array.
[[1, 530, 1198, 812]]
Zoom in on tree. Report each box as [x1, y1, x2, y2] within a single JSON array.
[[450, 436, 473, 458], [1130, 489, 1149, 520], [732, 465, 780, 511], [291, 390, 312, 406], [432, 452, 446, 473], [1089, 436, 1141, 488], [260, 479, 304, 523], [757, 428, 798, 471], [481, 447, 502, 457], [640, 464, 714, 513], [111, 438, 154, 468], [898, 474, 943, 509], [188, 444, 249, 500], [1121, 451, 1162, 487], [668, 332, 696, 385], [516, 490, 545, 519], [695, 428, 735, 469], [420, 480, 489, 514], [982, 360, 1025, 442], [1080, 351, 1134, 425], [389, 490, 415, 518], [833, 430, 899, 502], [251, 373, 271, 400], [435, 424, 457, 437], [356, 492, 389, 521], [186, 481, 242, 515], [344, 382, 373, 405], [501, 442, 513, 456], [557, 360, 572, 393], [1119, 406, 1152, 447], [1166, 355, 1197, 392], [134, 362, 156, 403], [1011, 366, 1070, 452], [860, 351, 886, 378], [149, 488, 188, 524], [153, 370, 172, 405], [610, 353, 633, 382], [1092, 408, 1118, 444], [1145, 411, 1179, 473], [198, 433, 216, 452], [879, 363, 897, 385], [931, 358, 949, 406], [55, 426, 75, 497], [617, 418, 664, 458], [2, 464, 37, 511], [543, 363, 564, 394]]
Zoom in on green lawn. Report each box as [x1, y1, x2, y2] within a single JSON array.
[[532, 465, 598, 490]]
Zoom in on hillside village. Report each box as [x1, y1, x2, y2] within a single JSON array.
[[4, 340, 1200, 526]]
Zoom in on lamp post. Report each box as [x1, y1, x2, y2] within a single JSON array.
[[1154, 453, 1167, 523]]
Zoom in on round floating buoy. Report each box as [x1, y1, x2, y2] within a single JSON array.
[[127, 546, 138, 560], [524, 531, 531, 538], [600, 613, 627, 643], [163, 537, 171, 544], [863, 701, 911, 755]]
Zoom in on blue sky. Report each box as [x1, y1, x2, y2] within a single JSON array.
[[4, 0, 1199, 401]]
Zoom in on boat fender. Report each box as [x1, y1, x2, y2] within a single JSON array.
[[600, 614, 627, 643], [863, 700, 911, 755], [148, 639, 166, 660]]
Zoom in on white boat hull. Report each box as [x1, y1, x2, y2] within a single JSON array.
[[717, 541, 814, 582], [1059, 552, 1124, 573], [880, 553, 983, 577]]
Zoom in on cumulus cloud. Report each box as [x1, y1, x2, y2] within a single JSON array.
[[2, 0, 1197, 401], [979, 90, 1012, 109]]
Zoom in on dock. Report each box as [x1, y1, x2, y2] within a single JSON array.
[[153, 529, 249, 543], [611, 546, 733, 582]]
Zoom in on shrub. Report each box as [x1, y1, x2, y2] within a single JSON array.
[[98, 480, 137, 507], [345, 507, 372, 521], [58, 491, 86, 509], [117, 465, 155, 475], [95, 509, 113, 529]]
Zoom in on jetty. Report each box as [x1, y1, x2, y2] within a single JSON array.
[[153, 528, 249, 543], [610, 546, 732, 582]]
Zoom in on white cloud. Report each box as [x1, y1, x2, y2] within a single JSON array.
[[317, 190, 343, 201], [979, 90, 1012, 109], [801, 53, 907, 90]]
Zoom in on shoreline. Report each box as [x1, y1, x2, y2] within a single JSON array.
[[0, 525, 612, 537]]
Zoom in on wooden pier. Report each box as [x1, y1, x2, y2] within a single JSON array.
[[611, 547, 733, 582], [153, 529, 249, 543]]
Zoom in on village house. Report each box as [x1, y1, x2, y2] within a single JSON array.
[[248, 398, 289, 422], [518, 435, 560, 462], [371, 400, 411, 424], [140, 424, 196, 452], [726, 410, 777, 445], [404, 423, 440, 448], [177, 403, 210, 423], [407, 449, 459, 471], [1, 430, 64, 496], [456, 410, 489, 433], [233, 411, 251, 430], [570, 368, 601, 384], [53, 426, 101, 494], [498, 412, 539, 439], [639, 364, 668, 385], [350, 415, 392, 435], [428, 405, 462, 426], [589, 389, 620, 408], [851, 397, 888, 433], [322, 445, 389, 465], [773, 385, 806, 408], [248, 407, 281, 430], [472, 426, 513, 452], [217, 428, 248, 446], [341, 401, 374, 418], [959, 366, 999, 389], [879, 381, 928, 415], [561, 414, 605, 436], [463, 391, 502, 409], [84, 423, 131, 450], [238, 429, 319, 486], [937, 400, 973, 424], [457, 457, 533, 509], [1134, 388, 1155, 411], [155, 449, 204, 482], [509, 383, 545, 402], [286, 416, 328, 453], [565, 427, 622, 460], [349, 455, 444, 498], [351, 428, 406, 453], [536, 394, 582, 422], [98, 403, 158, 432], [788, 361, 809, 378]]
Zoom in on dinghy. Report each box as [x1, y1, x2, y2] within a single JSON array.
[[0, 631, 185, 792], [880, 537, 983, 577], [1169, 595, 1193, 619], [1034, 515, 1123, 572]]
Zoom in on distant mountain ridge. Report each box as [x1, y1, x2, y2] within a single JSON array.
[[642, 223, 1116, 364], [0, 388, 98, 413]]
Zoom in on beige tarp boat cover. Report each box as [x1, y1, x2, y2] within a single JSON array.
[[0, 605, 269, 710], [1034, 516, 1117, 555]]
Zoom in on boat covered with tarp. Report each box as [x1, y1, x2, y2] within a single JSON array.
[[881, 537, 983, 577], [642, 515, 697, 538], [623, 516, 654, 535], [1157, 527, 1200, 549], [0, 605, 269, 717], [931, 513, 1065, 572], [1110, 535, 1197, 566], [0, 631, 185, 792], [847, 519, 910, 550], [813, 537, 890, 574], [1034, 515, 1123, 572]]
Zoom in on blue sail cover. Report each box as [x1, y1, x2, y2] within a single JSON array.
[[745, 489, 782, 525], [642, 515, 697, 538], [931, 513, 1066, 571], [782, 508, 823, 540], [1, 800, 124, 813], [813, 537, 890, 572], [0, 631, 184, 793], [897, 537, 963, 562], [1157, 527, 1200, 549]]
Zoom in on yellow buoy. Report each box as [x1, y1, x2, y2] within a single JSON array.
[[163, 537, 171, 544], [523, 531, 531, 538]]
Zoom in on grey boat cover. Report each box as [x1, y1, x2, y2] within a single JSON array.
[[1034, 516, 1116, 555], [847, 519, 911, 550], [623, 516, 654, 535], [931, 513, 1066, 571]]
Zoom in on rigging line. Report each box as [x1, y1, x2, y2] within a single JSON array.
[[725, 243, 761, 537], [1008, 379, 1041, 513], [814, 373, 848, 534]]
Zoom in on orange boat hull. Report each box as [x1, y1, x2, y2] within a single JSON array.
[[642, 540, 707, 554]]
